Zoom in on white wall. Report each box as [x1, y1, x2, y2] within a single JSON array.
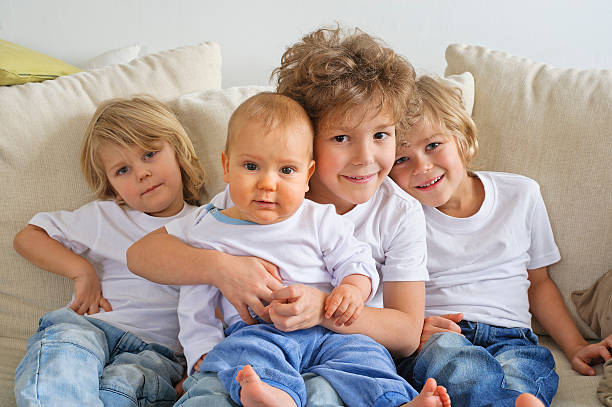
[[2, 0, 611, 87]]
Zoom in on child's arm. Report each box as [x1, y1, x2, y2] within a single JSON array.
[[529, 266, 612, 375], [14, 224, 111, 315], [127, 226, 284, 324], [324, 274, 371, 326]]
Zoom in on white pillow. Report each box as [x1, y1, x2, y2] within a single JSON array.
[[81, 44, 142, 70]]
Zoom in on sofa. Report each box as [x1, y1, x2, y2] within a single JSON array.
[[1, 41, 610, 406]]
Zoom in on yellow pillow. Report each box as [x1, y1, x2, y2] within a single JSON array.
[[0, 39, 81, 85]]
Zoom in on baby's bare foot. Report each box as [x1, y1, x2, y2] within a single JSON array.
[[400, 377, 451, 407], [236, 364, 297, 407], [515, 393, 545, 407]]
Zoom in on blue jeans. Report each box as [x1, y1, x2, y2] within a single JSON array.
[[397, 321, 558, 407], [15, 307, 184, 407], [177, 321, 416, 407], [176, 372, 344, 407]]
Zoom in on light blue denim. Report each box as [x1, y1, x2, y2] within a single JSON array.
[[397, 320, 558, 407], [15, 307, 184, 407], [175, 372, 344, 407], [176, 321, 416, 407]]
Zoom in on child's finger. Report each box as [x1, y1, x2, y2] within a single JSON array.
[[344, 307, 361, 326], [100, 297, 113, 312], [88, 301, 100, 315], [335, 302, 357, 326], [325, 294, 342, 319], [331, 298, 350, 320]]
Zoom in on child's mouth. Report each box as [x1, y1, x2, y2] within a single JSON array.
[[416, 175, 443, 189], [342, 174, 376, 184], [254, 200, 277, 209], [142, 184, 161, 195]]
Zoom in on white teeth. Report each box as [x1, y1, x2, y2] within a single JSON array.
[[419, 176, 442, 188]]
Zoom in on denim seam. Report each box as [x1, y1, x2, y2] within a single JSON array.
[[41, 338, 104, 365], [533, 364, 558, 404], [108, 331, 132, 359], [34, 341, 42, 407]]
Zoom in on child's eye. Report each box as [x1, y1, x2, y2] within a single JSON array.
[[144, 151, 156, 159], [280, 167, 295, 175], [373, 132, 388, 140], [116, 166, 129, 176], [244, 162, 258, 171], [425, 142, 440, 151], [333, 135, 348, 143], [393, 157, 408, 166]]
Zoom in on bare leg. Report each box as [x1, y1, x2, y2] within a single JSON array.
[[515, 393, 545, 407], [236, 364, 297, 407], [400, 378, 451, 407]]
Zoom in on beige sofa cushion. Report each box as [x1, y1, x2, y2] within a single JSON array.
[[445, 44, 612, 340], [0, 42, 221, 406]]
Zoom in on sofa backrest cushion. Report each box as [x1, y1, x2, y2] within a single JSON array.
[[445, 44, 612, 339]]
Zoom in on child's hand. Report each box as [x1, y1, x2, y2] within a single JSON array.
[[569, 335, 612, 375], [324, 284, 364, 327], [193, 353, 207, 372], [418, 313, 464, 352], [71, 266, 112, 315]]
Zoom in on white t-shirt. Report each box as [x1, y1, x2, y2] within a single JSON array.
[[30, 200, 196, 353], [210, 177, 429, 309], [423, 171, 561, 329], [166, 200, 379, 373]]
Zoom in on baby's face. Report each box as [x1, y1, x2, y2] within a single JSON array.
[[222, 119, 315, 225], [389, 118, 466, 210]]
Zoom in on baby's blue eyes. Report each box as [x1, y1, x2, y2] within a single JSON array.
[[144, 151, 156, 159], [116, 166, 129, 175], [425, 142, 440, 151], [244, 163, 295, 175]]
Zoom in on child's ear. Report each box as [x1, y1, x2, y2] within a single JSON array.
[[221, 151, 230, 184], [305, 160, 316, 192]]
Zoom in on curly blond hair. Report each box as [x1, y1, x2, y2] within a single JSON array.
[[81, 96, 205, 206], [412, 75, 479, 168], [272, 25, 418, 138]]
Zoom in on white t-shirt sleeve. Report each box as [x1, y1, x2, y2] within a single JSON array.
[[319, 207, 379, 301], [527, 186, 561, 270], [178, 284, 225, 375], [28, 202, 101, 255], [382, 200, 429, 282], [165, 204, 211, 243]]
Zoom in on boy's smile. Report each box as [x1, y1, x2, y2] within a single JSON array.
[[307, 104, 396, 215], [99, 141, 184, 217]]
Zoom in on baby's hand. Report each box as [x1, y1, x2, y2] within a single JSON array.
[[71, 266, 112, 315], [324, 284, 364, 327]]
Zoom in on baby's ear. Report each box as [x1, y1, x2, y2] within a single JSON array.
[[221, 151, 230, 183]]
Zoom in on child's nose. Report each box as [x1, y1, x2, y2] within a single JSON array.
[[412, 155, 433, 175], [257, 171, 277, 191], [351, 141, 374, 166], [137, 167, 152, 181]]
